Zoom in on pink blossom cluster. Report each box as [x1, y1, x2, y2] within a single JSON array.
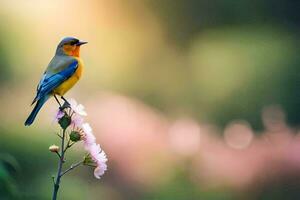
[[55, 98, 108, 179], [82, 123, 108, 179]]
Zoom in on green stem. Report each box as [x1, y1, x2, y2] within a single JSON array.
[[61, 161, 83, 177], [52, 128, 66, 200]]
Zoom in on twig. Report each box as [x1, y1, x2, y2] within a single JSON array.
[[64, 140, 71, 153], [63, 140, 75, 153], [67, 142, 76, 149], [61, 161, 83, 177], [56, 132, 62, 139], [55, 152, 61, 159], [84, 163, 97, 168]]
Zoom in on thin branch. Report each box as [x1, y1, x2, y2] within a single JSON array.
[[68, 142, 76, 149], [64, 140, 71, 153], [84, 163, 97, 168], [56, 132, 62, 139], [55, 152, 61, 159], [63, 139, 76, 154], [60, 161, 83, 177]]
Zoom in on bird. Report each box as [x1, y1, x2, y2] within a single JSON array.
[[25, 37, 87, 126]]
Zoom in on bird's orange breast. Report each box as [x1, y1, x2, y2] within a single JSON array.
[[53, 58, 83, 96]]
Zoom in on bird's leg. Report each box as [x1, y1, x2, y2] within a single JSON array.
[[61, 96, 71, 108], [54, 94, 63, 109]]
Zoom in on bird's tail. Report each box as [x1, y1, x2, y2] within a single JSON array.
[[25, 95, 50, 126]]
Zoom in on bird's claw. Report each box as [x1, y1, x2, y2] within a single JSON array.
[[59, 102, 71, 111], [63, 101, 71, 108]]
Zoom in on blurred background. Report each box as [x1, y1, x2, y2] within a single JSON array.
[[1, 0, 300, 199]]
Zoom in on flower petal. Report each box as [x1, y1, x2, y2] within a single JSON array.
[[82, 123, 96, 148], [71, 114, 84, 127], [69, 98, 87, 116], [54, 110, 64, 122]]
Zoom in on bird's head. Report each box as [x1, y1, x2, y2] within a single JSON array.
[[56, 37, 87, 57]]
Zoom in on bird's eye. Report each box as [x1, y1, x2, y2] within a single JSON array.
[[69, 40, 79, 46]]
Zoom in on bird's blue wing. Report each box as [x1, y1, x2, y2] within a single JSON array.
[[34, 60, 78, 102]]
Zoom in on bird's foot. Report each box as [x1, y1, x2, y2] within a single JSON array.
[[54, 94, 62, 108], [61, 96, 71, 109]]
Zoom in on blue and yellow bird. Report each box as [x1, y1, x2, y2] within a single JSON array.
[[25, 37, 87, 126]]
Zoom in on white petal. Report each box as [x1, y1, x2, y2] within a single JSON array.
[[76, 104, 87, 116], [69, 98, 78, 110]]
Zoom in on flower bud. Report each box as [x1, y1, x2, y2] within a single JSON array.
[[49, 145, 59, 153], [58, 115, 71, 129], [70, 131, 81, 142]]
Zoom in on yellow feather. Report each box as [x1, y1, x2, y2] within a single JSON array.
[[53, 58, 83, 96]]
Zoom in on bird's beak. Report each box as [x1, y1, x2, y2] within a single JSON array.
[[76, 41, 88, 46]]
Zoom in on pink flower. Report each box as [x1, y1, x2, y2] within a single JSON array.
[[54, 97, 108, 179], [82, 123, 96, 148], [87, 143, 108, 179], [94, 162, 108, 179], [54, 109, 64, 122], [82, 124, 108, 179], [71, 114, 84, 128], [69, 98, 87, 116]]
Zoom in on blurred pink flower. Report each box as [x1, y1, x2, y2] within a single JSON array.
[[86, 93, 174, 185], [83, 93, 300, 190], [168, 118, 201, 157], [224, 120, 254, 149]]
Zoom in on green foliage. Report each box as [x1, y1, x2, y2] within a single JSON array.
[[0, 154, 19, 199], [143, 170, 234, 200]]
